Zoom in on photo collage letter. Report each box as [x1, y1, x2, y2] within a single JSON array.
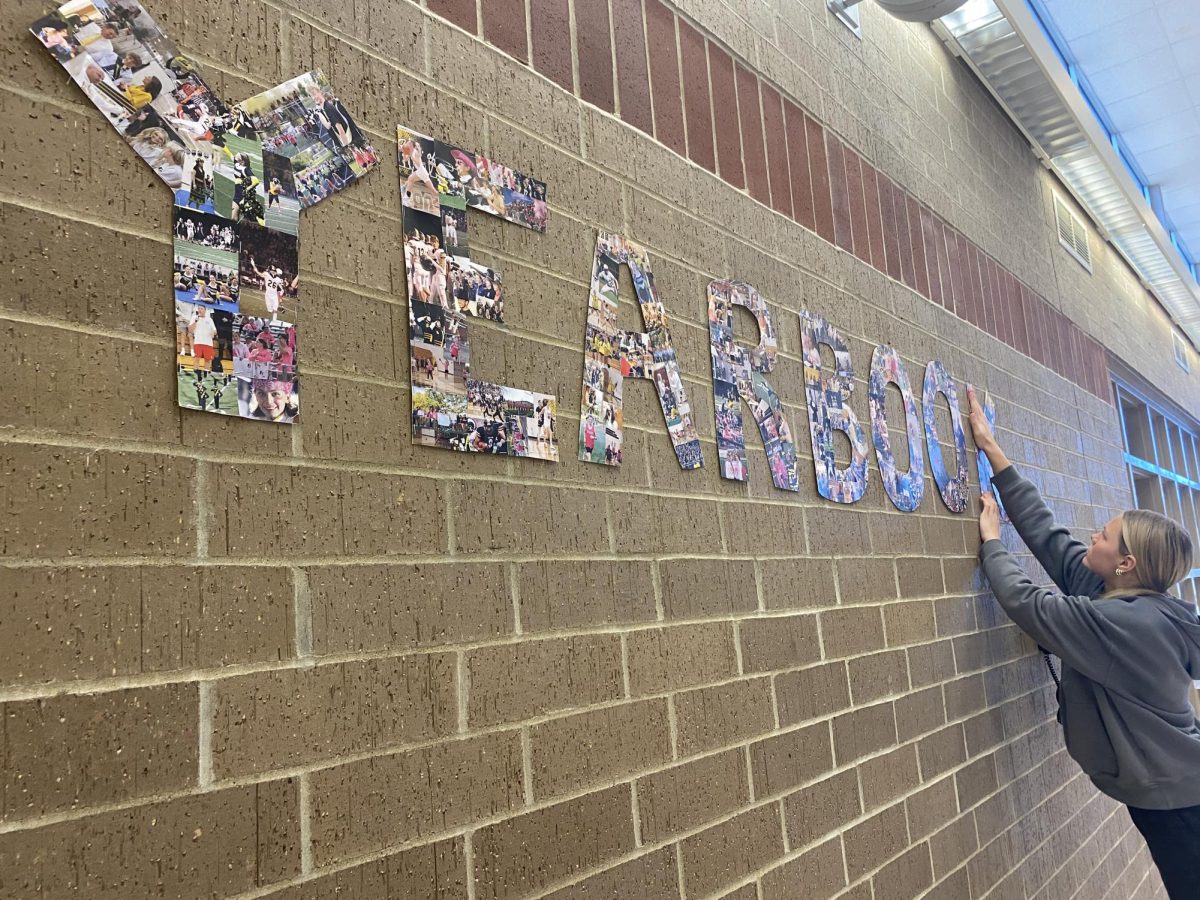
[[397, 127, 556, 460], [868, 345, 926, 512], [970, 386, 1008, 522], [30, 0, 377, 424], [708, 280, 799, 490], [923, 361, 969, 513], [800, 311, 870, 503], [580, 235, 703, 470]]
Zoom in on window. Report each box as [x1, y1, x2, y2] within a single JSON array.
[[1055, 193, 1092, 272], [1116, 383, 1200, 604]]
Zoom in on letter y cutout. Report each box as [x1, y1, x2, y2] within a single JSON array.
[[31, 0, 378, 424]]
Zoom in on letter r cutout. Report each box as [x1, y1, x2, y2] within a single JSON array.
[[708, 280, 799, 490], [31, 1, 378, 424]]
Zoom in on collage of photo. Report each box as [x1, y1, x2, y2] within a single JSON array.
[[867, 345, 927, 512], [398, 126, 547, 233], [398, 125, 557, 461], [708, 280, 799, 491], [580, 233, 704, 470], [31, 0, 377, 425], [972, 388, 1009, 521], [800, 311, 870, 504], [922, 360, 970, 513]]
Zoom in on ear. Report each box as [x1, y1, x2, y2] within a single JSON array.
[[1118, 553, 1138, 576]]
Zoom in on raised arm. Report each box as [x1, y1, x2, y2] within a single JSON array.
[[968, 387, 1104, 598], [977, 520, 1113, 684]]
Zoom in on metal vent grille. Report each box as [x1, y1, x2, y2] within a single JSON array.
[[1175, 332, 1192, 373], [1055, 194, 1092, 272]]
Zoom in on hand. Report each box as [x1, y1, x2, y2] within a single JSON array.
[[980, 492, 1002, 543], [966, 386, 997, 452]]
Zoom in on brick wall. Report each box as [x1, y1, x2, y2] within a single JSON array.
[[0, 0, 1191, 897]]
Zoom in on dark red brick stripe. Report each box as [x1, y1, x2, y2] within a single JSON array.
[[735, 63, 769, 206], [482, 0, 528, 61], [708, 44, 743, 189], [575, 0, 615, 112], [678, 20, 715, 173], [530, 0, 572, 90], [844, 150, 869, 265], [759, 86, 790, 218], [862, 165, 885, 271], [612, 0, 653, 134], [428, 0, 476, 31], [425, 0, 1114, 403], [775, 98, 802, 226], [826, 136, 852, 253], [644, 0, 686, 155]]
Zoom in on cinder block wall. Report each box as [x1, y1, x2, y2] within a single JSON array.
[[1, 0, 1192, 897]]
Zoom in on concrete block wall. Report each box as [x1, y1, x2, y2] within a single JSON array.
[[1, 0, 1193, 896]]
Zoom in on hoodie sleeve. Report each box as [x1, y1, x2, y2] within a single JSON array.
[[991, 466, 1105, 598], [980, 538, 1114, 684]]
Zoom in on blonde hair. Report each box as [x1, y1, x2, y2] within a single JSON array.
[[1108, 509, 1194, 598]]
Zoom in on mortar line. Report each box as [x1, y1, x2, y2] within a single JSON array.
[[445, 481, 458, 556], [456, 650, 469, 734], [671, 9, 687, 160], [606, 0, 619, 118], [0, 545, 978, 569], [292, 567, 314, 661], [197, 682, 214, 788], [194, 461, 209, 559], [620, 633, 632, 699], [630, 781, 643, 847], [753, 559, 766, 612], [464, 830, 478, 900], [667, 694, 679, 759], [650, 560, 665, 621], [675, 841, 688, 900], [521, 726, 535, 806], [508, 563, 523, 635], [299, 772, 313, 875]]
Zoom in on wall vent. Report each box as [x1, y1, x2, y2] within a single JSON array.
[[1055, 193, 1092, 272], [1174, 332, 1191, 373]]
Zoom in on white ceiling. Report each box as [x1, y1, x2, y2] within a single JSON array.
[[1035, 0, 1200, 265]]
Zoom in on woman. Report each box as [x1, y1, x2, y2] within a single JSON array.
[[248, 376, 298, 423], [129, 126, 168, 166], [969, 387, 1200, 898], [154, 143, 185, 189], [122, 74, 161, 109]]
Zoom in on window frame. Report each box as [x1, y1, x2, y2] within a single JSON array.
[[1114, 379, 1200, 603]]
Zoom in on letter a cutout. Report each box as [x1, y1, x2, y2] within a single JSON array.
[[31, 1, 379, 424], [579, 234, 704, 470]]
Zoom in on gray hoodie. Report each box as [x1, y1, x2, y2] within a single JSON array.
[[980, 465, 1200, 810]]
